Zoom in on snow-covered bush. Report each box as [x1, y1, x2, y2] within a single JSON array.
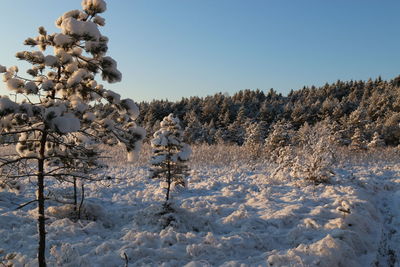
[[294, 123, 336, 184], [150, 114, 191, 210], [244, 121, 267, 160], [350, 128, 367, 150], [264, 120, 294, 162], [368, 131, 385, 149], [0, 0, 144, 266], [273, 122, 336, 184]]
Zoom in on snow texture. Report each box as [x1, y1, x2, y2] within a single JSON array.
[[121, 99, 139, 120], [44, 55, 58, 67], [93, 15, 106, 26], [101, 57, 122, 83], [52, 113, 81, 133], [53, 33, 73, 47], [60, 17, 101, 40], [82, 0, 107, 14], [67, 69, 89, 86], [1, 147, 398, 266]]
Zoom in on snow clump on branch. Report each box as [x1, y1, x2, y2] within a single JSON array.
[[82, 0, 107, 14]]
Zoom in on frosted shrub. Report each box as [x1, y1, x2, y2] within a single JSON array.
[[367, 132, 385, 149], [274, 122, 336, 184], [350, 128, 367, 150], [264, 120, 294, 162], [293, 140, 335, 184], [244, 122, 266, 160], [0, 0, 144, 265]]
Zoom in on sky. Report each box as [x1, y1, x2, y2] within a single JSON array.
[[0, 0, 399, 102]]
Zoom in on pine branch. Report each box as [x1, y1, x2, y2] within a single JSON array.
[[15, 198, 50, 210]]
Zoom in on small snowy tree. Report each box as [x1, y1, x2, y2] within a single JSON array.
[[273, 121, 336, 184], [0, 1, 145, 266], [265, 121, 293, 149], [367, 131, 385, 149], [150, 114, 191, 209], [264, 120, 294, 162], [226, 106, 247, 145], [244, 121, 267, 159], [183, 109, 206, 144], [350, 128, 367, 150], [291, 122, 336, 184]]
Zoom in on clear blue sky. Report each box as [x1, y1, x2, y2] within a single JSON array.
[[0, 0, 399, 102]]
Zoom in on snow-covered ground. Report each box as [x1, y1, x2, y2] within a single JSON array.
[[0, 146, 399, 266]]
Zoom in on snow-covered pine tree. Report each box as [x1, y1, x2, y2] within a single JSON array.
[[0, 1, 145, 266], [264, 120, 294, 161], [367, 131, 385, 149], [382, 112, 400, 146], [227, 105, 247, 145], [150, 114, 191, 209], [244, 121, 267, 159], [265, 121, 293, 150], [350, 128, 367, 150], [204, 118, 217, 144], [183, 109, 206, 144]]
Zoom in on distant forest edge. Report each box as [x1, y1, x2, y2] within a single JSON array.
[[136, 75, 400, 147]]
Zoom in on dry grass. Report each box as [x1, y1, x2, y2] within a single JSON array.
[[335, 146, 400, 166], [101, 143, 268, 168], [1, 143, 399, 169]]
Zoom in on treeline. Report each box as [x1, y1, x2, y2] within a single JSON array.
[[136, 75, 400, 146]]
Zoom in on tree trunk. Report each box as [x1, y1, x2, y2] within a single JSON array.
[[166, 160, 171, 202], [38, 130, 47, 267], [165, 145, 172, 204], [78, 182, 85, 220], [73, 177, 77, 213]]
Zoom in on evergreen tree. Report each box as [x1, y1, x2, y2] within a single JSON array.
[[244, 121, 267, 158], [382, 112, 400, 146], [291, 121, 336, 184], [347, 106, 368, 132], [368, 131, 385, 149], [183, 109, 206, 144], [121, 74, 400, 147], [204, 118, 217, 144], [245, 121, 267, 146], [264, 121, 294, 162], [150, 114, 191, 208], [350, 128, 367, 150], [265, 121, 293, 151], [214, 127, 229, 144], [226, 105, 247, 145], [201, 96, 218, 123], [0, 1, 145, 265]]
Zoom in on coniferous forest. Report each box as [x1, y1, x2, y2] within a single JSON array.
[[137, 76, 400, 147]]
